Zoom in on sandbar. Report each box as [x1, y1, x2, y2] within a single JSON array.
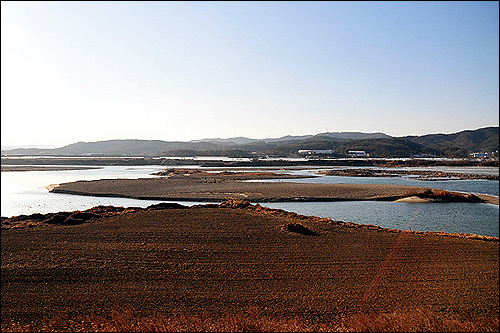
[[48, 169, 496, 204]]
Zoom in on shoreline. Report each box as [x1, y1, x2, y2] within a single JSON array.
[[3, 199, 498, 242]]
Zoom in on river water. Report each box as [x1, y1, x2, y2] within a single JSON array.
[[1, 165, 498, 237]]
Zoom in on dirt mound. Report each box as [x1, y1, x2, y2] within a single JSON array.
[[416, 189, 483, 202], [2, 203, 194, 230], [280, 222, 318, 235], [146, 202, 188, 210], [219, 199, 253, 208]]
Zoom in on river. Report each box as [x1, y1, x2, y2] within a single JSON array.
[[1, 164, 498, 237]]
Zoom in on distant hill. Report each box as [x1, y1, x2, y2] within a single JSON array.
[[189, 137, 259, 146], [311, 132, 392, 141], [1, 127, 498, 158], [2, 140, 226, 156], [0, 144, 58, 150], [234, 136, 435, 158], [404, 127, 499, 156], [192, 132, 392, 145]]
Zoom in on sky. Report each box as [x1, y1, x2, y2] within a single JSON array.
[[1, 1, 499, 148]]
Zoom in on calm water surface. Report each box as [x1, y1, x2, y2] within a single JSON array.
[[262, 201, 498, 238], [1, 165, 498, 237]]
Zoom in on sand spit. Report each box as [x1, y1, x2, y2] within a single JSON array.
[[394, 196, 440, 203], [44, 184, 60, 191], [1, 199, 498, 327]]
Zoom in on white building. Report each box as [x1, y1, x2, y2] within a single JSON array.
[[298, 149, 335, 156], [470, 152, 490, 158], [348, 150, 368, 157]]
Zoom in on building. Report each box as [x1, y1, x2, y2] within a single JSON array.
[[348, 150, 368, 157], [470, 152, 491, 158], [410, 153, 437, 158], [298, 149, 335, 156]]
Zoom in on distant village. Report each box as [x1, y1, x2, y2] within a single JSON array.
[[295, 149, 498, 160], [470, 151, 499, 159], [298, 149, 368, 158]]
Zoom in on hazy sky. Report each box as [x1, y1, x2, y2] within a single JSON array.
[[2, 1, 498, 147]]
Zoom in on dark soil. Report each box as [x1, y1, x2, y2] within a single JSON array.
[[2, 201, 498, 326]]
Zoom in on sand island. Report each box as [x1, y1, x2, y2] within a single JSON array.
[[46, 169, 498, 205]]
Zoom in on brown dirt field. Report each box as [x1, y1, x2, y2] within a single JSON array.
[[1, 203, 498, 326]]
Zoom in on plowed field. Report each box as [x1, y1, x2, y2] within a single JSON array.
[[2, 204, 498, 326]]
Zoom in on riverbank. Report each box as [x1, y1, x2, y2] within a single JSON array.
[[2, 200, 498, 330]]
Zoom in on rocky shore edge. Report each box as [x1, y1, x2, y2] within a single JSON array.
[[2, 199, 498, 242]]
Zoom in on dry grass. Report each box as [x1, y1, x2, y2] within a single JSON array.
[[341, 308, 499, 332], [2, 308, 498, 332]]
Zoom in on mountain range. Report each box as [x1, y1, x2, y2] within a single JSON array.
[[2, 127, 498, 158]]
